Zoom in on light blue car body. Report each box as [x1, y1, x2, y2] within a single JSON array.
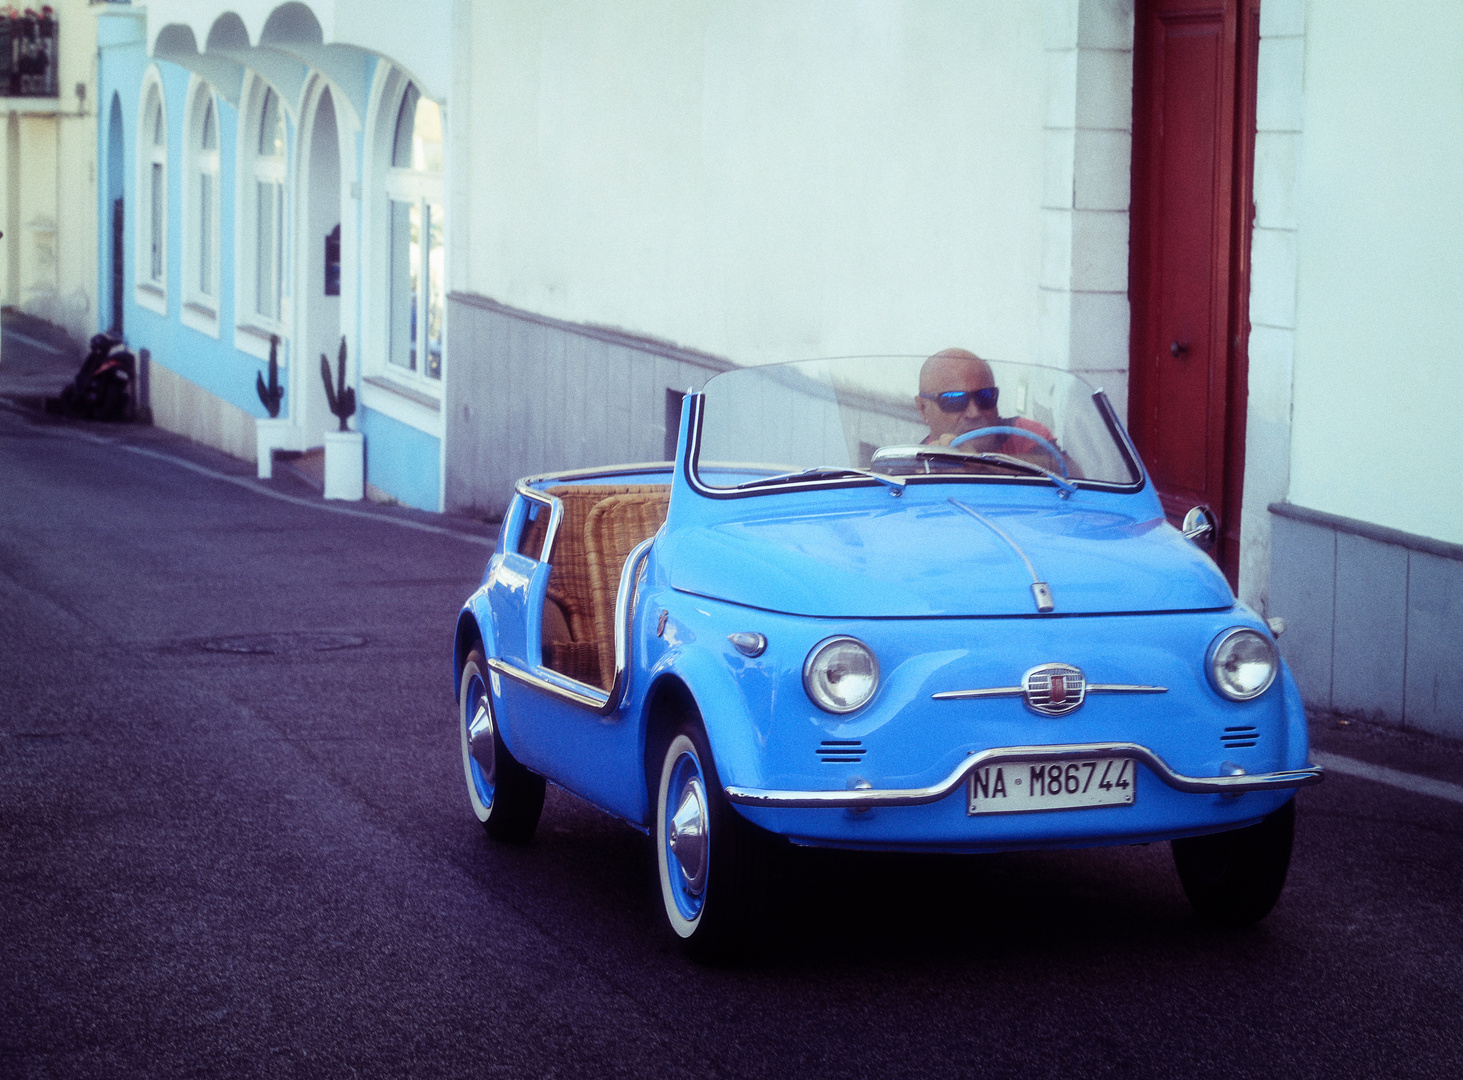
[[454, 387, 1316, 854]]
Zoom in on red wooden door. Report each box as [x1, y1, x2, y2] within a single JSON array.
[[1129, 0, 1259, 587]]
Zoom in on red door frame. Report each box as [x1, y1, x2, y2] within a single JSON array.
[[1128, 0, 1260, 588]]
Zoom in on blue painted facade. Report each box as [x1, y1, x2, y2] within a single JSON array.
[[94, 7, 443, 511], [359, 406, 441, 514]]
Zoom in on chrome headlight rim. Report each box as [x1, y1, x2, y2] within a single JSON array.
[[1206, 626, 1279, 702], [802, 635, 880, 715]]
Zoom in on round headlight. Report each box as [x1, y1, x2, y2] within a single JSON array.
[[1207, 627, 1278, 701], [803, 636, 879, 714]]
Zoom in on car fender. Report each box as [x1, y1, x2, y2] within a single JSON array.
[[453, 575, 499, 703], [643, 631, 774, 801]]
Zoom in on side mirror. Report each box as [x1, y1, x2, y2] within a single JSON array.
[[1181, 505, 1217, 550]]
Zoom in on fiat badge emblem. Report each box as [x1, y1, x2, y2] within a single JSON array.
[[1023, 663, 1087, 716]]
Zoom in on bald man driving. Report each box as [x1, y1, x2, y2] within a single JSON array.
[[915, 347, 1060, 464]]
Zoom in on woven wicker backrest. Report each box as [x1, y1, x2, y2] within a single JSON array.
[[533, 484, 669, 689], [584, 491, 671, 687]]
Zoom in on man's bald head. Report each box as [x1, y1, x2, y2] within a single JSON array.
[[916, 348, 999, 442], [918, 348, 992, 395]]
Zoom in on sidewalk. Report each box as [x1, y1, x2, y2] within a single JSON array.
[[1309, 710, 1463, 792], [1, 312, 497, 548], [0, 308, 84, 408]]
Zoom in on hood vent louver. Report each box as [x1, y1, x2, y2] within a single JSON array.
[[1221, 725, 1259, 749], [819, 740, 866, 763]]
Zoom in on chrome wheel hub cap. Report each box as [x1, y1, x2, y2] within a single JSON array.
[[667, 777, 708, 895], [467, 695, 496, 785]]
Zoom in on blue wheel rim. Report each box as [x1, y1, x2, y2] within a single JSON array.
[[465, 670, 495, 810], [664, 750, 707, 922]]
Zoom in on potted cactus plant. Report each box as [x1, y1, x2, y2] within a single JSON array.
[[321, 336, 364, 500], [254, 335, 294, 479]]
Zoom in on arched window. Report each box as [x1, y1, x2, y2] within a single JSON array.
[[143, 83, 167, 288], [385, 85, 444, 380], [255, 87, 287, 321], [184, 84, 221, 315], [199, 99, 219, 294]]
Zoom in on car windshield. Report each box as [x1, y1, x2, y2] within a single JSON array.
[[694, 355, 1141, 491]]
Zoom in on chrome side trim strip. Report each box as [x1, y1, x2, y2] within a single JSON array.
[[932, 683, 1167, 701], [724, 742, 1324, 808], [487, 535, 655, 717], [488, 657, 608, 710]]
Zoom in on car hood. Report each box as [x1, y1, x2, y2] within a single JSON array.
[[665, 497, 1232, 617]]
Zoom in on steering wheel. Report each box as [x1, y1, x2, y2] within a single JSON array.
[[948, 425, 1069, 479]]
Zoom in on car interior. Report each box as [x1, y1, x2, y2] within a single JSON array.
[[518, 483, 671, 690]]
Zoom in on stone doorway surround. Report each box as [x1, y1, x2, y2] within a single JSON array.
[[1039, 0, 1134, 424]]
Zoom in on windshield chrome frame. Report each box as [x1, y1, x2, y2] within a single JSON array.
[[685, 374, 1149, 500]]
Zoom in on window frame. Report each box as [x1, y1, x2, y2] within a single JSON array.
[[233, 74, 291, 355], [134, 70, 168, 315], [356, 67, 448, 440], [380, 78, 445, 390], [384, 173, 445, 383], [181, 79, 222, 336]]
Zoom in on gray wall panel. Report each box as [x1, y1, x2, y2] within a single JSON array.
[[1331, 533, 1408, 724], [444, 293, 731, 518], [1404, 550, 1463, 739], [1270, 503, 1462, 738], [1269, 514, 1336, 709]]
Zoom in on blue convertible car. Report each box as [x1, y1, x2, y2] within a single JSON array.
[[453, 353, 1323, 958]]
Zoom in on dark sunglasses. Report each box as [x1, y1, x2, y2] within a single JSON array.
[[920, 387, 999, 413]]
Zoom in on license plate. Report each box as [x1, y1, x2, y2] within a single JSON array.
[[967, 757, 1136, 815]]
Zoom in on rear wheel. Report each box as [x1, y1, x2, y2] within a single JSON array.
[[1172, 798, 1295, 925], [655, 720, 769, 963], [459, 646, 545, 843]]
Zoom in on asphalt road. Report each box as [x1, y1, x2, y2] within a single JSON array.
[[2, 398, 1461, 1079]]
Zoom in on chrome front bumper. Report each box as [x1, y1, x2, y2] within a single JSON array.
[[723, 742, 1324, 809]]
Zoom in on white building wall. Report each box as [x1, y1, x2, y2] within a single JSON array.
[[1286, 0, 1463, 545], [457, 0, 1051, 365], [1260, 0, 1463, 738], [0, 0, 98, 343]]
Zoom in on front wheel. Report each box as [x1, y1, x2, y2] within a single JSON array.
[[459, 646, 545, 843], [1172, 798, 1295, 925], [656, 722, 768, 962]]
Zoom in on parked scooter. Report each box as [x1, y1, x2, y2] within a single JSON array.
[[45, 334, 136, 421]]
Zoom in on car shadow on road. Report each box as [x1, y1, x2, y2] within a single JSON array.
[[452, 784, 1288, 974], [756, 839, 1266, 968]]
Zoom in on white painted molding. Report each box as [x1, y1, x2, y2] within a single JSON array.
[[1039, 0, 1133, 419], [1238, 6, 1306, 614]]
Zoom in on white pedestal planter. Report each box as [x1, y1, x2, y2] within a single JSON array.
[[323, 430, 365, 501], [255, 417, 294, 480]]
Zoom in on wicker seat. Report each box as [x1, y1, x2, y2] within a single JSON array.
[[531, 484, 669, 689], [584, 491, 671, 687]]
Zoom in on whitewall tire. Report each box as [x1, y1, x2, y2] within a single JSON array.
[[459, 646, 545, 842]]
